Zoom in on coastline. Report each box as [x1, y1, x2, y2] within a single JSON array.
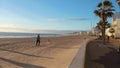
[[0, 32, 64, 38], [0, 33, 80, 38]]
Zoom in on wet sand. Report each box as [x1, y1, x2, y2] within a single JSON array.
[[0, 35, 85, 68]]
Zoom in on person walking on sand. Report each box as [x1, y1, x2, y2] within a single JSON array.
[[36, 34, 40, 46]]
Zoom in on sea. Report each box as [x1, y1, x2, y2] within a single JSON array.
[[0, 30, 86, 38], [0, 32, 62, 38]]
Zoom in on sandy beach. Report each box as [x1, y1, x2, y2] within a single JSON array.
[[0, 35, 86, 68]]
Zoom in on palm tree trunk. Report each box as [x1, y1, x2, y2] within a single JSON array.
[[102, 15, 106, 44], [103, 22, 106, 44], [102, 0, 106, 44]]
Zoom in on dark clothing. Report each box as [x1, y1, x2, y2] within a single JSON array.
[[36, 34, 40, 46], [107, 36, 110, 40]]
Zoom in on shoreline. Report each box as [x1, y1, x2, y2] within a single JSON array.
[[0, 34, 81, 38]]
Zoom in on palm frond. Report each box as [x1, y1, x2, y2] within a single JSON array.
[[94, 10, 101, 18], [97, 2, 102, 8], [117, 0, 120, 6], [104, 9, 115, 13], [106, 12, 114, 17], [104, 1, 113, 8]]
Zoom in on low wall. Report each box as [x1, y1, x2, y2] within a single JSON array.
[[68, 39, 89, 68]]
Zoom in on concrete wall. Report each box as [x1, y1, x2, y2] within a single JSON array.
[[68, 39, 89, 68]]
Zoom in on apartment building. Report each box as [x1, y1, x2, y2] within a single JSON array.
[[112, 12, 120, 38]]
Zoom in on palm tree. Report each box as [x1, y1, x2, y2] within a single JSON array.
[[96, 20, 111, 38], [96, 20, 102, 32], [96, 20, 111, 31], [94, 0, 115, 44], [117, 0, 120, 7], [106, 23, 111, 28]]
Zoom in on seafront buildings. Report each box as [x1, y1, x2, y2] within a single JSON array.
[[90, 12, 120, 38], [112, 12, 120, 38], [92, 12, 120, 38]]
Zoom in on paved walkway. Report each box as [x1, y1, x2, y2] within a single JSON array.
[[85, 40, 120, 68]]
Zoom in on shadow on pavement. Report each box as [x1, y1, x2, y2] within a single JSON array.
[[93, 47, 120, 68], [0, 48, 53, 59], [0, 57, 46, 68]]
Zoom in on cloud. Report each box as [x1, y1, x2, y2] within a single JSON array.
[[0, 27, 31, 32], [0, 24, 16, 28], [0, 27, 75, 34], [48, 18, 89, 21]]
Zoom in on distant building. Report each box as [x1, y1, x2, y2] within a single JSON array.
[[91, 27, 95, 35], [79, 31, 88, 35], [90, 27, 100, 36], [112, 12, 120, 38]]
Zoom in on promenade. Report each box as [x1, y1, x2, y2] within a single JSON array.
[[85, 39, 120, 68]]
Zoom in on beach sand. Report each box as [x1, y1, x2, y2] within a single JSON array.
[[0, 35, 85, 68]]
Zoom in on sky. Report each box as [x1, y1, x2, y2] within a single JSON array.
[[0, 0, 119, 33]]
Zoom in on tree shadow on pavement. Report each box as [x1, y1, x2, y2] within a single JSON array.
[[93, 48, 120, 68]]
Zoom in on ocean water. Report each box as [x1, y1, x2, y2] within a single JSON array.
[[0, 30, 85, 38], [0, 32, 61, 38]]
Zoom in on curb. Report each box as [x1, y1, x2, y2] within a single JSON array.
[[68, 39, 89, 68]]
